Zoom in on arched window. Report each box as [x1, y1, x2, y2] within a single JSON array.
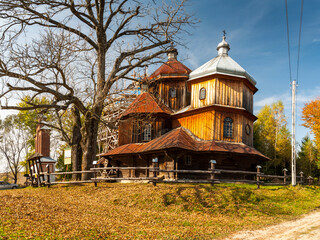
[[223, 118, 233, 138], [142, 123, 152, 142], [199, 87, 206, 100], [169, 88, 176, 98]]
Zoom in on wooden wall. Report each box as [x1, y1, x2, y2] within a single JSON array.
[[118, 116, 171, 146], [242, 117, 253, 146], [191, 78, 216, 108], [149, 79, 189, 111], [173, 110, 253, 146], [118, 118, 134, 146], [190, 76, 254, 113], [242, 84, 253, 113]]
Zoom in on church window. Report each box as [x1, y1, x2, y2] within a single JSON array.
[[169, 88, 176, 98], [245, 124, 251, 135], [223, 117, 233, 138], [142, 123, 152, 142], [199, 87, 206, 100]]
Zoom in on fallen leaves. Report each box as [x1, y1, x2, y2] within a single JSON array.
[[1, 183, 320, 239]]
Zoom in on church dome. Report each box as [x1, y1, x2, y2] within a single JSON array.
[[189, 34, 256, 86]]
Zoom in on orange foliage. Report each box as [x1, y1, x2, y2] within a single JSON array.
[[302, 98, 320, 148]]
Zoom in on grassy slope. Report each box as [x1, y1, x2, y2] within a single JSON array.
[[1, 183, 320, 239]]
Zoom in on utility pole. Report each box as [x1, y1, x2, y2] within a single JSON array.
[[291, 80, 297, 186]]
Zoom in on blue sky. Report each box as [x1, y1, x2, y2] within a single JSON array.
[[175, 0, 320, 144], [0, 0, 319, 145]]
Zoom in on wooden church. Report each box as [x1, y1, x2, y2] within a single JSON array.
[[101, 34, 269, 179]]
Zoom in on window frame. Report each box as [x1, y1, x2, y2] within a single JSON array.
[[199, 87, 206, 100], [223, 117, 233, 138], [245, 124, 251, 136], [169, 87, 176, 98], [142, 123, 152, 142]]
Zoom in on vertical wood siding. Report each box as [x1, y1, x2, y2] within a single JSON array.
[[191, 78, 216, 108], [118, 118, 133, 146], [191, 78, 248, 109], [173, 110, 243, 143], [119, 117, 171, 146], [157, 79, 188, 111], [242, 84, 253, 113], [242, 117, 254, 147]]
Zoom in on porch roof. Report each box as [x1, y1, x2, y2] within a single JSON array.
[[101, 127, 270, 160]]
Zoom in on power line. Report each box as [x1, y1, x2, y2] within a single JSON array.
[[285, 0, 292, 83], [296, 0, 304, 84]]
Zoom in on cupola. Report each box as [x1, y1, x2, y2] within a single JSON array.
[[217, 35, 230, 56], [189, 32, 257, 87], [167, 46, 178, 60]]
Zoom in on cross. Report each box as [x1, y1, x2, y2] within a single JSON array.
[[223, 30, 226, 37]]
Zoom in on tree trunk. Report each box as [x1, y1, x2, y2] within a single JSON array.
[[13, 167, 18, 184], [81, 105, 103, 180], [81, 34, 106, 180], [71, 105, 82, 180]]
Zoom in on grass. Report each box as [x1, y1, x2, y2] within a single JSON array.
[[1, 183, 320, 239]]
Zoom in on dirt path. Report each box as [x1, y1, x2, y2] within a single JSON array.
[[225, 210, 320, 240]]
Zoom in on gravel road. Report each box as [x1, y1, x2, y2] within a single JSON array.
[[225, 210, 320, 240]]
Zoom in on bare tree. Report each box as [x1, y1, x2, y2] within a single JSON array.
[[0, 0, 195, 179], [0, 115, 29, 184]]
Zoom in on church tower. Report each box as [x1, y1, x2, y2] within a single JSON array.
[[148, 47, 191, 111], [173, 34, 258, 146]]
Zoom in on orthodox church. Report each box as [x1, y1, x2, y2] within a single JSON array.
[[101, 35, 269, 179]]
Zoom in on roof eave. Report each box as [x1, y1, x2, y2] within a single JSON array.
[[188, 71, 256, 86]]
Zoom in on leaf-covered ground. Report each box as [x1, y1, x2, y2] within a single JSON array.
[[1, 183, 320, 239]]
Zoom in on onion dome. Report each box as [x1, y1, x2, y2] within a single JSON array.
[[217, 35, 230, 56]]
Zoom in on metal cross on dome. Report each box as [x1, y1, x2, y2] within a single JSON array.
[[223, 30, 226, 37]]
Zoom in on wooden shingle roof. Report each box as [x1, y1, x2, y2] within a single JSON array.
[[120, 92, 172, 118], [102, 127, 269, 160], [149, 59, 191, 81]]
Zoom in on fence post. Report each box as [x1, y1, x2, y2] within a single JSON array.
[[94, 170, 97, 187], [152, 157, 158, 186], [283, 168, 288, 185], [46, 164, 50, 188], [299, 171, 304, 184], [209, 160, 216, 185], [256, 165, 262, 189]]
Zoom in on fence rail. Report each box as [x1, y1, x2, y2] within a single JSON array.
[[28, 161, 313, 188]]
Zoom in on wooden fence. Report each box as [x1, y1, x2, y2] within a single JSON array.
[[31, 161, 312, 188]]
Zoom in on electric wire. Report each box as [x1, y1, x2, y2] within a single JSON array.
[[285, 0, 292, 83], [296, 0, 304, 84]]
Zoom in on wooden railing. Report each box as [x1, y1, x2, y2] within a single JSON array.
[[36, 162, 311, 188]]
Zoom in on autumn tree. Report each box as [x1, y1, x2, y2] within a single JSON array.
[[0, 115, 30, 183], [16, 96, 52, 150], [17, 96, 83, 177], [0, 0, 195, 179], [254, 101, 291, 174], [297, 135, 319, 178], [302, 98, 320, 150]]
